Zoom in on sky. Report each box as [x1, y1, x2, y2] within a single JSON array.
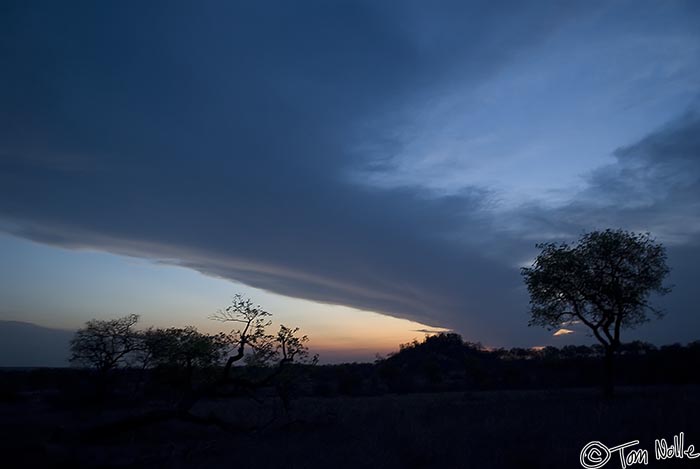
[[1, 1, 699, 363]]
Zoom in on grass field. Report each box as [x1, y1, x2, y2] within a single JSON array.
[[2, 385, 699, 468]]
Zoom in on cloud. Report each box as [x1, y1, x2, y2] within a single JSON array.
[[512, 103, 700, 343], [412, 328, 452, 335], [581, 106, 700, 242], [553, 329, 575, 337], [0, 1, 583, 341], [510, 102, 700, 244], [0, 1, 699, 346]]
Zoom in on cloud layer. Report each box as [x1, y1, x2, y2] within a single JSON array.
[[1, 1, 699, 345]]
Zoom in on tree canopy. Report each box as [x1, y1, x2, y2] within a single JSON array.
[[522, 229, 671, 346], [69, 313, 142, 373], [521, 229, 672, 394]]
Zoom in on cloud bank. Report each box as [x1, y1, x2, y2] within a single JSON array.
[[1, 1, 699, 345]]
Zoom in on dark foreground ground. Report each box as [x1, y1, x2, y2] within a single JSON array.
[[2, 385, 699, 469]]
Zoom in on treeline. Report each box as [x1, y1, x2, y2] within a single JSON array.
[[69, 314, 231, 390], [9, 295, 320, 423], [3, 331, 699, 404], [304, 333, 700, 396]]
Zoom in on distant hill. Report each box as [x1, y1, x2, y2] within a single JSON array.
[[0, 320, 73, 367]]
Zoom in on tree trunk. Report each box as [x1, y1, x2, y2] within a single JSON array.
[[603, 347, 615, 397]]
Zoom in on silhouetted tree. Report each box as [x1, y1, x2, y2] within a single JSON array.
[[141, 326, 228, 388], [70, 314, 143, 398], [210, 294, 274, 378], [70, 314, 142, 374], [174, 295, 316, 418], [210, 295, 316, 370], [87, 295, 317, 435], [521, 229, 672, 396], [276, 324, 313, 365]]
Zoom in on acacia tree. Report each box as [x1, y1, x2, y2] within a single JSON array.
[[210, 294, 275, 377], [276, 325, 313, 365], [70, 314, 142, 374], [521, 229, 672, 396], [172, 295, 315, 415], [210, 295, 316, 372]]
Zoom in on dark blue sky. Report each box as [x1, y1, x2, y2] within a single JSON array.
[[1, 1, 699, 358]]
